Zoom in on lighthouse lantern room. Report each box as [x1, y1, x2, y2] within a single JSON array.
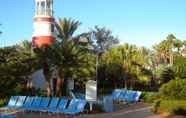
[[32, 0, 55, 47]]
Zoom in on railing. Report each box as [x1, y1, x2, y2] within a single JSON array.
[[35, 9, 53, 16]]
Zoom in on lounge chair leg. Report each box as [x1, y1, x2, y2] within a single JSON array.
[[40, 112, 42, 117]]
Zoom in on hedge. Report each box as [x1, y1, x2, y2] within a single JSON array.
[[140, 92, 160, 103], [160, 79, 186, 100], [154, 100, 186, 115]]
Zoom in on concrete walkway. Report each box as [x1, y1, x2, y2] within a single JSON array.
[[15, 102, 165, 118], [81, 102, 162, 118]]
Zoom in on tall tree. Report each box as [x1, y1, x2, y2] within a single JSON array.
[[91, 26, 119, 51], [33, 45, 54, 97], [16, 41, 41, 75], [53, 18, 90, 97], [0, 41, 41, 97], [153, 34, 176, 66], [55, 18, 81, 43], [101, 43, 151, 89]]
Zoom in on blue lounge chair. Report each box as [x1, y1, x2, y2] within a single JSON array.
[[123, 91, 136, 102], [25, 97, 42, 111], [112, 89, 122, 100], [33, 97, 50, 112], [56, 98, 68, 111], [21, 96, 34, 110], [118, 89, 127, 101], [0, 96, 19, 110], [69, 91, 76, 99], [110, 89, 142, 103], [14, 96, 26, 109], [63, 99, 87, 115], [134, 91, 142, 102], [69, 91, 86, 100], [0, 114, 15, 118], [48, 98, 68, 113], [40, 97, 59, 112], [74, 92, 85, 100]]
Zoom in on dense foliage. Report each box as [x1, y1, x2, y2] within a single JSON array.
[[140, 92, 160, 103], [160, 79, 186, 100], [154, 79, 186, 115], [0, 18, 186, 98], [159, 67, 175, 84], [154, 100, 186, 115]]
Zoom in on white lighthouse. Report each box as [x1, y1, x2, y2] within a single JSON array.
[[32, 0, 56, 47]]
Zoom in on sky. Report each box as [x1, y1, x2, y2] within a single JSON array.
[[0, 0, 186, 48]]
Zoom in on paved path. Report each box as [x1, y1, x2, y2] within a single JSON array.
[[81, 103, 162, 118], [15, 102, 165, 118]]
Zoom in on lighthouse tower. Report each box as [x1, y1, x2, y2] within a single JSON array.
[[32, 0, 55, 47]]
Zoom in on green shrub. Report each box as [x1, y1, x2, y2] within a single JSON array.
[[160, 67, 175, 84], [0, 76, 27, 97], [0, 98, 8, 107], [154, 100, 186, 115], [160, 79, 186, 100], [140, 92, 160, 103]]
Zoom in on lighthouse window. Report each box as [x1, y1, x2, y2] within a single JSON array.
[[41, 1, 46, 15], [51, 24, 54, 32], [46, 1, 50, 9], [36, 2, 40, 15], [46, 1, 51, 15]]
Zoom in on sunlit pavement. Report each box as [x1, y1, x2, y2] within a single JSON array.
[[81, 102, 162, 118], [15, 102, 165, 118]]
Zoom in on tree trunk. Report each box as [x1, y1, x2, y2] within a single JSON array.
[[56, 78, 63, 97], [58, 71, 65, 97], [46, 79, 52, 97], [43, 62, 52, 97]]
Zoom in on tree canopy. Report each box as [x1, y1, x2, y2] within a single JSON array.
[[0, 18, 186, 97]]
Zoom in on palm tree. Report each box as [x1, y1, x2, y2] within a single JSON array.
[[51, 41, 91, 97], [33, 45, 54, 97], [0, 41, 39, 77], [118, 44, 139, 88], [102, 43, 152, 89], [153, 35, 175, 66], [55, 18, 81, 43], [155, 34, 186, 66], [53, 18, 84, 97], [16, 41, 41, 74], [102, 44, 135, 88]]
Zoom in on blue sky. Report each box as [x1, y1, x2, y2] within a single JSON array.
[[0, 0, 186, 48]]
